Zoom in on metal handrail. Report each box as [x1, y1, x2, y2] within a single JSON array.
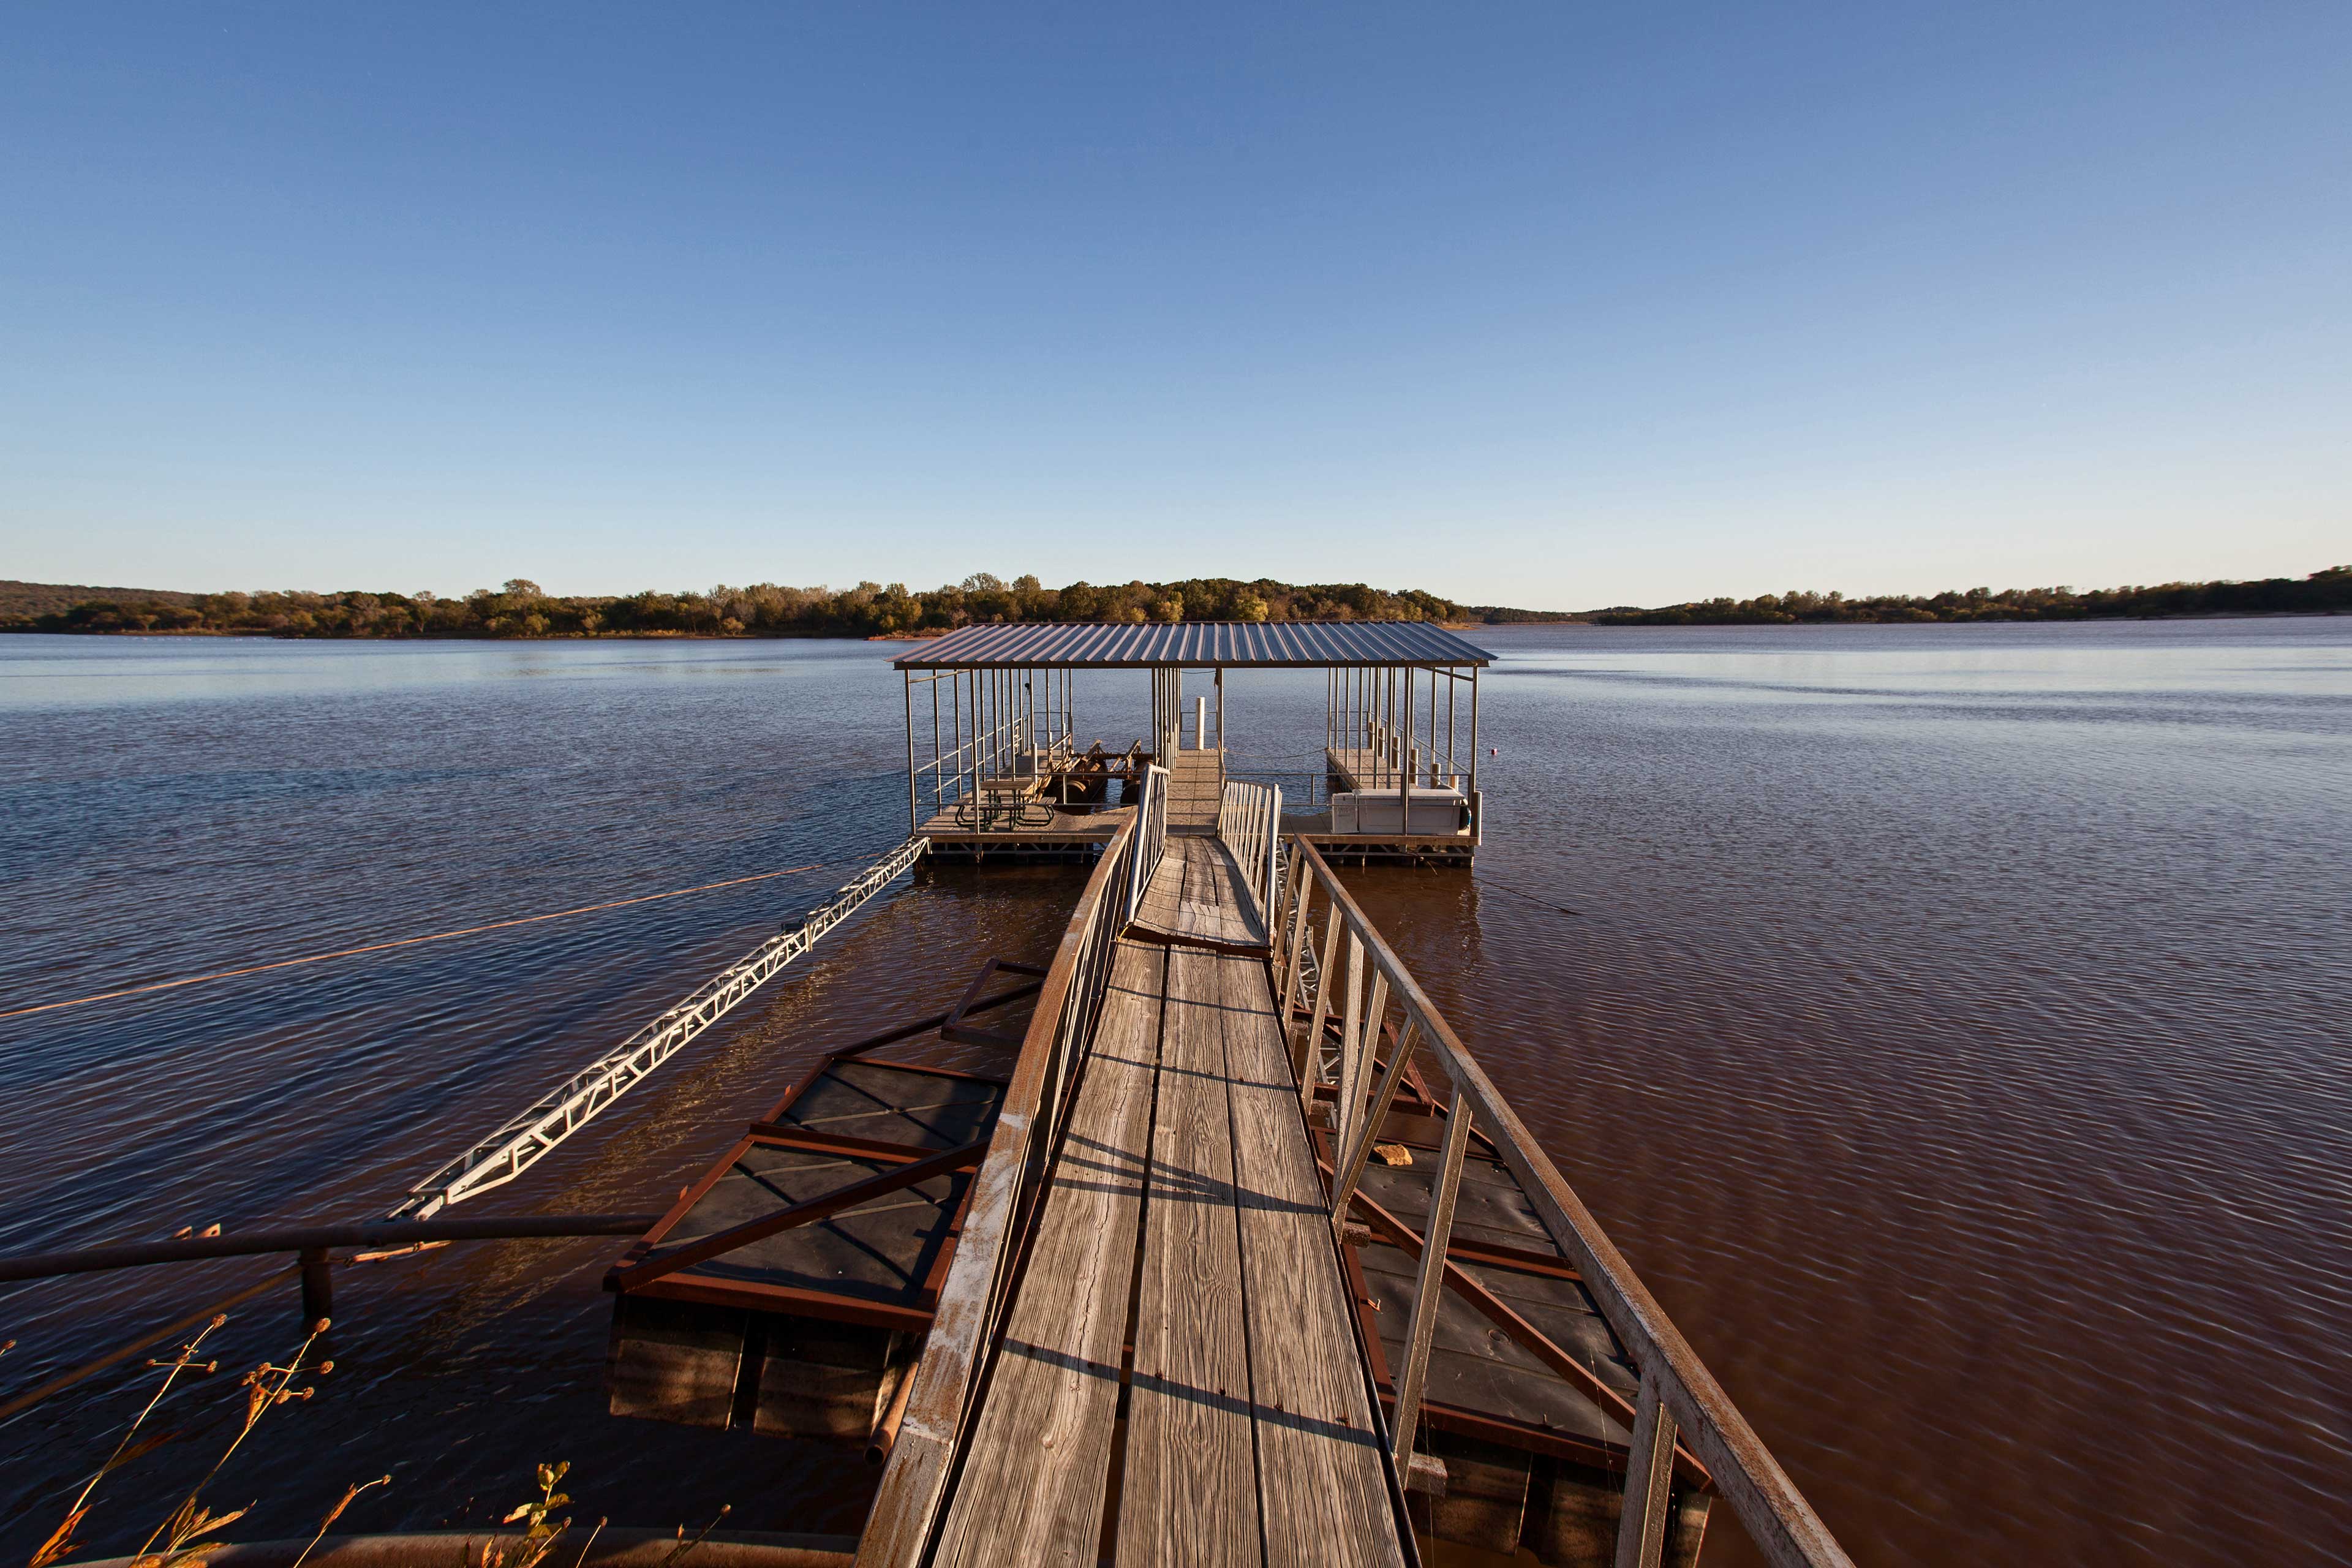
[[0, 1214, 658, 1283], [856, 815, 1142, 1568], [1273, 837, 1853, 1568], [0, 1213, 661, 1421], [1122, 763, 1169, 927], [1214, 779, 1281, 925]]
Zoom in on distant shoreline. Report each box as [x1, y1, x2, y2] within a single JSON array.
[[4, 566, 2343, 637], [7, 606, 2345, 647]]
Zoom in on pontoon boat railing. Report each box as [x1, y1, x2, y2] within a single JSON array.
[[1273, 837, 1852, 1568]]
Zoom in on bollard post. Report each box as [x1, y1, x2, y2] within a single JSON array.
[[298, 1246, 333, 1325]]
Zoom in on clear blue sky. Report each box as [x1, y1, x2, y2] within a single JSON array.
[[2, 4, 2344, 609]]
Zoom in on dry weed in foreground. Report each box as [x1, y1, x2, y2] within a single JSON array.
[[26, 1314, 734, 1568], [125, 1316, 335, 1568], [661, 1507, 729, 1567], [470, 1489, 726, 1568], [285, 1476, 393, 1568], [475, 1463, 571, 1568], [26, 1316, 228, 1568]]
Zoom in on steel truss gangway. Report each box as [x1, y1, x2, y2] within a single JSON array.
[[387, 833, 932, 1221]]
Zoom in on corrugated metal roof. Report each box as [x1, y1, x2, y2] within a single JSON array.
[[891, 620, 1493, 669]]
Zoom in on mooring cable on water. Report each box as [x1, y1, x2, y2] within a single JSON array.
[[0, 859, 864, 1022]]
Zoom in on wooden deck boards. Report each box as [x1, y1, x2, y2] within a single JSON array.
[[924, 940, 1406, 1566], [1167, 748, 1224, 831], [1216, 950, 1406, 1568], [1131, 836, 1269, 951], [931, 942, 1163, 1568], [1324, 747, 1399, 794], [919, 804, 1128, 842], [1120, 946, 1259, 1566]]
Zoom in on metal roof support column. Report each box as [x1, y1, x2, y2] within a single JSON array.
[[904, 673, 918, 834], [1425, 666, 1436, 782], [1399, 666, 1412, 827], [1469, 666, 1481, 812], [1446, 668, 1457, 786], [1383, 666, 1395, 786]]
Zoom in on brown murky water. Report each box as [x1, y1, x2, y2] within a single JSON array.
[[2, 624, 2346, 1564]]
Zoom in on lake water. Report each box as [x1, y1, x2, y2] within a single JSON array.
[[1, 622, 2346, 1564]]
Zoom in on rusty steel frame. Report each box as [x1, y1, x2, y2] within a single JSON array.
[[605, 957, 1033, 1337], [612, 1137, 987, 1292]]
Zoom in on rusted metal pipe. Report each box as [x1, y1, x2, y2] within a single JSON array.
[[0, 1265, 298, 1422], [0, 1213, 660, 1284], [866, 1354, 921, 1465]]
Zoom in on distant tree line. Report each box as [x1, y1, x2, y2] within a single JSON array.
[[10, 565, 2344, 638], [1461, 603, 1587, 624], [2, 574, 1476, 638], [1593, 566, 2351, 625]]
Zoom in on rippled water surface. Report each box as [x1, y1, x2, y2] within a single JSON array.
[[2, 624, 2347, 1564]]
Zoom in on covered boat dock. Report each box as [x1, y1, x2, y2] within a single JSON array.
[[892, 621, 1494, 863]]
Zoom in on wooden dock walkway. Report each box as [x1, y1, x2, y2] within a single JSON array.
[[853, 821, 1851, 1568], [924, 886, 1405, 1564], [1128, 835, 1268, 951], [1166, 747, 1224, 831]]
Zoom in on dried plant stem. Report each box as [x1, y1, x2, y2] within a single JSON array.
[[72, 1318, 227, 1515], [136, 1317, 332, 1561], [287, 1476, 391, 1568], [660, 1506, 729, 1567], [27, 1317, 229, 1568]]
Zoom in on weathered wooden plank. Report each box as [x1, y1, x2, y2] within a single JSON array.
[[1129, 837, 1269, 952], [1166, 749, 1225, 830], [1615, 1373, 1678, 1568], [1191, 837, 1269, 948], [929, 941, 1164, 1568], [1216, 951, 1408, 1568], [1183, 839, 1220, 944], [1182, 837, 1224, 943], [1389, 1093, 1472, 1473], [1133, 843, 1190, 935], [1119, 946, 1259, 1566]]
